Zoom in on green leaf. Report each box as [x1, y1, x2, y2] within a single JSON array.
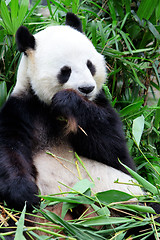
[[154, 98, 160, 129], [131, 66, 146, 88], [108, 0, 117, 26], [156, 2, 160, 20], [97, 21, 106, 48], [96, 190, 133, 204], [120, 12, 130, 30], [132, 115, 144, 147], [124, 0, 131, 14], [41, 195, 94, 205], [46, 0, 53, 17], [147, 20, 160, 40], [137, 0, 158, 20], [40, 210, 106, 240], [118, 29, 133, 54], [75, 153, 94, 182], [72, 179, 94, 193], [91, 204, 110, 216], [0, 81, 7, 107], [113, 0, 124, 19], [0, 19, 5, 29], [81, 216, 135, 226], [120, 162, 158, 195], [50, 0, 67, 13], [1, 0, 13, 34], [10, 0, 18, 33], [14, 203, 26, 240], [62, 202, 77, 219], [26, 0, 41, 19], [61, 179, 94, 218], [120, 100, 144, 117], [117, 204, 156, 214], [17, 0, 29, 30], [91, 20, 97, 47], [153, 62, 160, 85], [72, 0, 79, 14]]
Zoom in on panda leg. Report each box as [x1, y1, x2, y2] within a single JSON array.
[[0, 97, 40, 215]]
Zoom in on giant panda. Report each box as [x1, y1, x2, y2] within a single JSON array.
[[0, 12, 144, 238]]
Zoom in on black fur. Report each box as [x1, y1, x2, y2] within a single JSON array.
[[16, 26, 35, 53], [0, 89, 134, 213], [87, 60, 96, 76], [58, 66, 72, 84], [0, 96, 39, 211], [52, 89, 134, 174], [65, 12, 83, 32]]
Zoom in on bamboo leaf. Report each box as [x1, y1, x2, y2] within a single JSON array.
[[14, 203, 26, 240], [108, 0, 117, 26], [50, 0, 67, 12], [91, 20, 97, 47], [119, 29, 133, 54], [132, 115, 144, 147], [147, 20, 160, 40], [72, 0, 79, 14], [124, 0, 131, 14], [156, 2, 160, 20], [120, 12, 130, 30], [120, 100, 144, 117], [72, 179, 94, 193], [137, 0, 158, 20], [61, 179, 94, 218], [40, 195, 94, 205], [131, 66, 146, 88], [10, 0, 18, 33], [96, 190, 133, 204], [46, 0, 53, 17], [1, 0, 13, 34], [81, 216, 135, 226], [119, 204, 156, 214], [91, 204, 110, 216], [0, 81, 7, 107], [40, 210, 106, 239], [120, 162, 158, 195], [17, 0, 29, 30], [154, 98, 160, 129]]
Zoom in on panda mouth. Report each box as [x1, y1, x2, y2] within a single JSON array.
[[80, 92, 94, 101]]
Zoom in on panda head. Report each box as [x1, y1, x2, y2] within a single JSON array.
[[13, 13, 106, 104]]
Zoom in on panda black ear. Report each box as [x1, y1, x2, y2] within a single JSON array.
[[65, 12, 83, 33], [16, 26, 35, 53]]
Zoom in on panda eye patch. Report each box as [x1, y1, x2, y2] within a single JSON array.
[[58, 66, 71, 84], [87, 60, 96, 76]]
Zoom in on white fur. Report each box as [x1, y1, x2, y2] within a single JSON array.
[[12, 26, 106, 103], [34, 143, 143, 196]]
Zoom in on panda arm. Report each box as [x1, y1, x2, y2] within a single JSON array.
[[0, 96, 39, 210], [52, 90, 134, 174]]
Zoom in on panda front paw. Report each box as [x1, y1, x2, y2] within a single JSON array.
[[52, 89, 83, 134], [3, 177, 40, 211], [52, 89, 82, 115]]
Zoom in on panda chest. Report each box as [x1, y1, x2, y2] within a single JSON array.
[[33, 142, 143, 197], [33, 138, 79, 193], [32, 120, 143, 197]]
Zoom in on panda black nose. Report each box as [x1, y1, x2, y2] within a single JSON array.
[[78, 86, 95, 94]]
